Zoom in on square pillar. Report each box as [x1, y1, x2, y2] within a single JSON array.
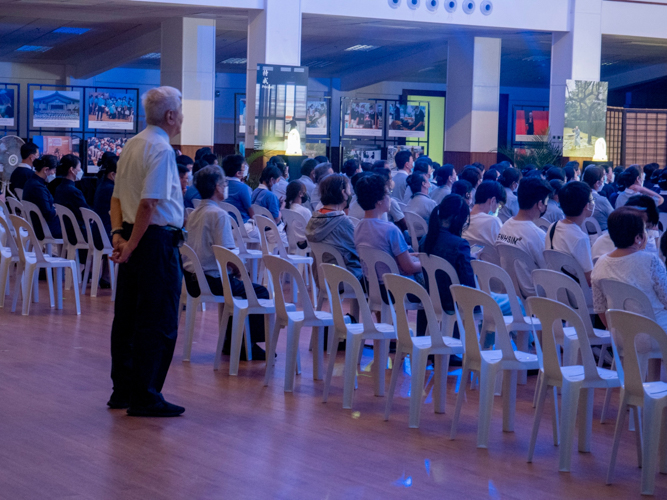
[[160, 17, 216, 155]]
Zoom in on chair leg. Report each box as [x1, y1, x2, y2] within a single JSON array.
[[450, 362, 471, 440], [45, 266, 54, 307], [606, 392, 628, 485], [433, 354, 449, 414], [502, 369, 518, 433], [322, 328, 343, 404], [477, 362, 499, 448], [284, 321, 302, 392], [229, 308, 248, 376], [264, 318, 282, 386], [342, 333, 364, 409], [373, 339, 388, 397], [634, 407, 643, 468], [533, 371, 542, 408], [384, 350, 405, 421], [81, 250, 93, 296], [213, 305, 231, 371], [408, 348, 428, 429], [90, 251, 103, 297], [641, 400, 661, 495], [312, 326, 324, 381], [516, 331, 529, 385], [22, 265, 36, 316], [71, 264, 81, 315], [552, 386, 560, 446], [243, 315, 252, 362], [577, 388, 594, 453], [527, 379, 549, 463], [0, 258, 10, 308], [182, 296, 198, 362], [55, 267, 63, 310], [11, 261, 23, 313], [559, 382, 582, 472]]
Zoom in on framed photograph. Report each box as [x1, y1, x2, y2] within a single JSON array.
[[388, 103, 426, 138], [86, 136, 129, 166], [563, 80, 608, 158], [0, 89, 16, 127], [87, 91, 136, 131], [306, 100, 328, 136], [343, 100, 383, 137], [387, 145, 423, 169], [343, 146, 382, 163], [514, 107, 549, 142], [31, 135, 80, 160], [238, 97, 247, 134], [32, 90, 81, 129]]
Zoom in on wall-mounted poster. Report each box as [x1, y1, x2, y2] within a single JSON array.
[[87, 91, 136, 130], [344, 146, 381, 163], [238, 98, 246, 134], [387, 145, 424, 169], [0, 89, 15, 127], [305, 142, 327, 159], [87, 136, 128, 166], [33, 90, 81, 128], [306, 100, 328, 136], [343, 100, 383, 137], [32, 135, 79, 160], [515, 109, 549, 142], [563, 80, 608, 158], [388, 103, 426, 138]]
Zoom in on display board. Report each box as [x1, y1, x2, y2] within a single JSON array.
[[387, 145, 424, 169], [238, 97, 246, 134], [32, 135, 80, 159], [306, 100, 328, 136], [86, 136, 128, 165], [32, 90, 82, 129], [342, 99, 383, 137], [255, 64, 308, 154], [515, 108, 549, 142], [563, 80, 608, 158], [388, 102, 427, 138], [0, 89, 16, 127], [343, 146, 382, 163], [87, 90, 136, 131]]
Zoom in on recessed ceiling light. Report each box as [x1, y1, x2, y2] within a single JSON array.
[[345, 45, 380, 52], [53, 27, 90, 35], [220, 57, 247, 64], [15, 45, 52, 53], [140, 52, 161, 59], [305, 60, 333, 68]]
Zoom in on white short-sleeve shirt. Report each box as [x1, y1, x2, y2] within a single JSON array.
[[497, 218, 547, 295], [545, 220, 594, 273], [113, 125, 184, 227], [463, 211, 503, 247]]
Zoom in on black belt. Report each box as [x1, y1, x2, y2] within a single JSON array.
[[121, 222, 187, 247]]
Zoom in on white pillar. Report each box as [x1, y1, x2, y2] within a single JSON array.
[[160, 17, 216, 151], [548, 0, 602, 143], [444, 36, 501, 165], [245, 0, 302, 149]]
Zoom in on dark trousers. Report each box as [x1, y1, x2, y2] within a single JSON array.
[[110, 226, 182, 407]]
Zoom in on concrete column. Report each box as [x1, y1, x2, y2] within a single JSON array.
[[444, 36, 501, 167], [160, 17, 216, 155], [245, 0, 302, 149], [548, 0, 602, 144]]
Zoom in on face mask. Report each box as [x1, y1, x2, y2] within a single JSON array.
[[641, 173, 646, 185], [242, 166, 249, 179], [186, 172, 193, 186], [539, 201, 547, 218], [301, 194, 309, 203], [595, 182, 603, 193], [76, 169, 83, 181], [223, 186, 229, 199], [47, 173, 56, 183]]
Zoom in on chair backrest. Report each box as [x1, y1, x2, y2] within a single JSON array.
[[357, 246, 399, 312], [528, 296, 602, 382], [321, 263, 377, 335], [466, 238, 501, 266], [179, 243, 214, 298], [0, 215, 19, 257], [80, 207, 112, 251], [185, 207, 194, 219], [348, 216, 360, 228], [605, 309, 667, 400], [599, 278, 655, 320], [212, 245, 262, 308], [384, 273, 445, 348], [396, 201, 408, 212], [7, 197, 23, 217], [9, 214, 45, 264], [262, 254, 316, 320], [418, 253, 458, 319], [531, 269, 595, 337], [14, 187, 23, 200], [497, 243, 538, 301], [227, 216, 251, 254], [21, 199, 57, 243], [659, 212, 667, 234], [536, 217, 551, 232], [281, 208, 308, 254], [583, 217, 602, 242], [251, 203, 274, 221], [309, 241, 347, 292], [404, 211, 428, 250], [254, 214, 288, 258], [543, 249, 593, 307], [219, 201, 253, 239], [471, 260, 526, 324], [451, 284, 517, 363], [55, 204, 87, 247]]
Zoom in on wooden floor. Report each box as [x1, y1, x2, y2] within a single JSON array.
[[0, 282, 665, 499]]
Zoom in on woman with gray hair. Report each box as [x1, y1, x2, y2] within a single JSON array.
[[109, 86, 186, 417]]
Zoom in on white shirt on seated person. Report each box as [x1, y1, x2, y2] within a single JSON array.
[[462, 189, 503, 247]]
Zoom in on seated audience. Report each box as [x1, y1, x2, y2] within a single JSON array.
[[54, 155, 90, 256], [497, 176, 553, 296], [545, 166, 565, 182], [462, 180, 506, 247], [251, 165, 284, 224], [497, 167, 521, 221], [582, 165, 613, 231], [458, 166, 483, 200], [222, 154, 254, 226], [342, 159, 361, 178], [592, 207, 667, 332], [401, 157, 434, 203], [284, 180, 312, 247], [177, 164, 189, 197], [176, 155, 194, 185], [271, 160, 290, 201], [372, 167, 407, 231], [94, 155, 117, 238], [182, 165, 269, 359], [22, 154, 61, 239], [183, 159, 210, 209], [599, 164, 616, 200], [430, 164, 456, 204], [405, 172, 437, 222], [10, 142, 39, 196], [544, 181, 594, 285], [305, 174, 362, 281], [309, 162, 334, 210], [564, 160, 580, 182], [391, 150, 413, 201], [615, 166, 663, 209], [298, 158, 318, 207], [451, 179, 473, 207], [543, 179, 565, 223], [643, 162, 660, 193], [483, 168, 499, 182]]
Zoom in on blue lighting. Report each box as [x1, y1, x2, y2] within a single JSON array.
[[53, 27, 90, 35], [15, 45, 52, 53]]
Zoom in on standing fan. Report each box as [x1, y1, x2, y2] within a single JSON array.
[[0, 135, 24, 182]]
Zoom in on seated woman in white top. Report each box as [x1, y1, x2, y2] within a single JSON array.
[[430, 164, 457, 205], [592, 207, 667, 332], [283, 180, 312, 246], [405, 172, 437, 222], [544, 181, 595, 285], [462, 180, 506, 247], [615, 166, 664, 209]]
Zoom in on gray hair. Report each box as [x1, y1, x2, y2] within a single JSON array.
[[142, 86, 182, 126], [313, 162, 333, 184], [194, 165, 226, 199]]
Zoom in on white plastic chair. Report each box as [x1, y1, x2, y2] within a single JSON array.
[[7, 197, 24, 217], [55, 204, 88, 291], [526, 296, 619, 472], [14, 187, 23, 200], [21, 199, 63, 255], [80, 208, 116, 299], [659, 212, 667, 234], [227, 216, 263, 284], [219, 201, 260, 246], [251, 203, 275, 221], [281, 208, 309, 255], [583, 217, 602, 244], [543, 249, 594, 314], [450, 284, 538, 447], [178, 244, 228, 363], [10, 215, 80, 315], [309, 241, 358, 314], [0, 215, 22, 310], [262, 254, 333, 392], [532, 269, 611, 367], [418, 253, 459, 336], [605, 309, 667, 495], [467, 237, 501, 266], [384, 274, 463, 428], [497, 243, 539, 304], [404, 211, 428, 251], [321, 263, 394, 408], [536, 217, 551, 232], [212, 245, 286, 375], [348, 216, 360, 228]]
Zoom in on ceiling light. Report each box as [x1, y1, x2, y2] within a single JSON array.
[[305, 60, 333, 68], [53, 27, 90, 35], [345, 45, 380, 52], [140, 52, 161, 59], [628, 41, 667, 47], [220, 57, 247, 64], [418, 67, 435, 72], [15, 45, 52, 52]]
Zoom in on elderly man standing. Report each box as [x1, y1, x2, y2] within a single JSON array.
[[108, 87, 186, 417]]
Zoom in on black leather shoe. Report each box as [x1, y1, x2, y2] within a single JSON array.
[[107, 393, 130, 409], [127, 400, 185, 417]]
